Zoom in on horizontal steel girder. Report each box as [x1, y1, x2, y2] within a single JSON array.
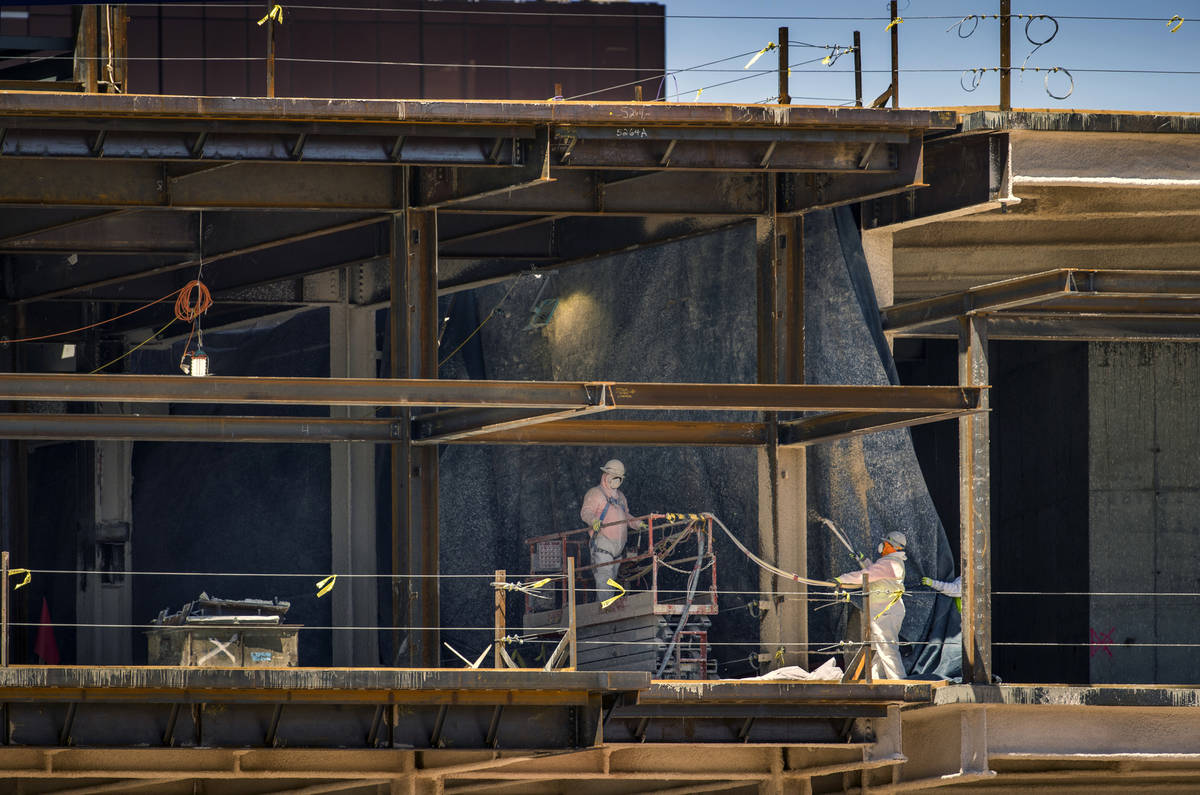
[[0, 375, 983, 413], [882, 268, 1200, 338], [0, 412, 979, 445], [0, 414, 401, 443], [0, 91, 957, 134]]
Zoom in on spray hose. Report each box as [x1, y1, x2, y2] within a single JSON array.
[[704, 512, 840, 590]]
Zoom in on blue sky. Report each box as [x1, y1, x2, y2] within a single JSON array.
[[652, 1, 1200, 111]]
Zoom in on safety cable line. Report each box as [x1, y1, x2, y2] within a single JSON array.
[[17, 567, 1200, 601], [118, 3, 1199, 24], [565, 47, 761, 101], [9, 54, 1200, 78], [186, 5, 1189, 24], [13, 621, 1199, 653], [662, 53, 840, 102]]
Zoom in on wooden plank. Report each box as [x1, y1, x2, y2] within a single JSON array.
[[578, 624, 663, 648], [580, 650, 659, 672], [579, 640, 665, 666], [577, 614, 664, 640], [524, 591, 657, 631]]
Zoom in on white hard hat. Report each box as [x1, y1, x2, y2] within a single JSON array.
[[884, 531, 907, 550], [600, 459, 626, 478]]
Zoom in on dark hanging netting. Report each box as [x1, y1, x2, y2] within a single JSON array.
[[804, 207, 961, 680]]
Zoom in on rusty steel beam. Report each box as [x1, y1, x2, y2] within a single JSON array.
[[0, 374, 982, 413], [412, 405, 612, 444], [959, 315, 991, 685], [12, 212, 387, 303], [862, 133, 1008, 230], [0, 412, 976, 447], [881, 270, 1074, 333], [0, 91, 957, 132], [421, 171, 767, 217], [889, 314, 1200, 341], [883, 268, 1200, 337], [779, 409, 979, 447], [393, 207, 440, 669], [783, 134, 924, 213], [0, 208, 134, 247], [424, 419, 768, 446], [0, 414, 398, 443]]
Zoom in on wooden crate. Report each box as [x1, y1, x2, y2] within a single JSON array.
[[147, 626, 299, 668]]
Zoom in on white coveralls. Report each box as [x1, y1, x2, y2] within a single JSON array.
[[580, 480, 639, 603], [836, 551, 908, 680], [926, 576, 961, 598]]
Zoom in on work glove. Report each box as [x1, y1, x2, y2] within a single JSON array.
[[920, 576, 933, 587], [591, 519, 602, 533]]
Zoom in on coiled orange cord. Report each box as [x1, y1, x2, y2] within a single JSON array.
[[174, 279, 212, 323]]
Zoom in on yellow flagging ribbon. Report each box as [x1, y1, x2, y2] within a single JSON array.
[[8, 569, 30, 590], [665, 513, 702, 522], [773, 646, 785, 664], [885, 17, 903, 32], [601, 579, 626, 609], [1168, 15, 1184, 33], [257, 4, 284, 26], [744, 42, 776, 70], [873, 588, 906, 621], [315, 574, 336, 598], [694, 88, 703, 101]]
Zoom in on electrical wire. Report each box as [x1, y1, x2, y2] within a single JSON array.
[[88, 316, 177, 375], [0, 285, 187, 345], [173, 280, 213, 323], [437, 273, 526, 367]]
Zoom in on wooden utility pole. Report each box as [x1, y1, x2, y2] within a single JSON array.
[[778, 27, 790, 105], [999, 0, 1012, 110]]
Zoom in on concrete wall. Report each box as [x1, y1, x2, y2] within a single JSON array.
[[1089, 342, 1200, 684]]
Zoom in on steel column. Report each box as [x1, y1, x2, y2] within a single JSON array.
[[392, 204, 440, 668], [958, 315, 991, 684], [73, 6, 99, 94], [330, 304, 379, 666], [756, 184, 808, 670]]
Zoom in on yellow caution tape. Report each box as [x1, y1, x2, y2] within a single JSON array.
[[8, 568, 30, 590], [1168, 15, 1184, 33], [315, 574, 336, 598], [873, 588, 905, 621], [529, 578, 550, 590], [257, 4, 284, 26], [885, 17, 903, 32], [601, 579, 626, 609], [744, 42, 777, 70]]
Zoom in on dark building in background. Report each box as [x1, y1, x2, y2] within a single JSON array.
[[0, 1, 665, 100]]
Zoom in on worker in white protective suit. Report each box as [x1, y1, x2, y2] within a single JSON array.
[[580, 459, 646, 604], [836, 531, 909, 680], [922, 575, 962, 612]]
